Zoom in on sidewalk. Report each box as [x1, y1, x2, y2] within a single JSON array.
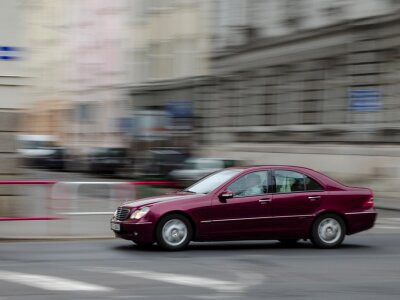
[[0, 214, 115, 240]]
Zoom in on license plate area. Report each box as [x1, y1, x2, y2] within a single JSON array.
[[111, 222, 121, 231]]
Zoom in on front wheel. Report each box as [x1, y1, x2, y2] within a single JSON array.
[[311, 214, 346, 248], [156, 214, 192, 251]]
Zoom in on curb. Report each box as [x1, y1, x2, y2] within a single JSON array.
[[376, 205, 400, 212], [0, 236, 115, 242]]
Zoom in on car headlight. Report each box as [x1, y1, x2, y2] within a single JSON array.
[[130, 207, 150, 220], [113, 209, 118, 217]]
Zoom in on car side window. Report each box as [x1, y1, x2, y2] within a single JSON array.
[[305, 176, 324, 191], [274, 170, 305, 193], [274, 170, 324, 193], [227, 171, 269, 197]]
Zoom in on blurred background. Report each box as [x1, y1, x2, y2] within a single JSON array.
[[2, 0, 400, 220]]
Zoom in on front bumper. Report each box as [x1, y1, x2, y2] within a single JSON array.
[[111, 218, 155, 243]]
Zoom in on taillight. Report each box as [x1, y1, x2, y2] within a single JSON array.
[[363, 194, 374, 208]]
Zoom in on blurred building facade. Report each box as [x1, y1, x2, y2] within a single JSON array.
[[127, 0, 213, 148], [203, 0, 400, 145], [24, 0, 130, 153], [15, 0, 400, 180], [196, 0, 400, 180]]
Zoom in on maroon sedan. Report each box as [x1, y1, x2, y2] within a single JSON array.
[[111, 166, 377, 250]]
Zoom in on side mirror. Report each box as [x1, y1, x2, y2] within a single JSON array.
[[218, 191, 234, 202]]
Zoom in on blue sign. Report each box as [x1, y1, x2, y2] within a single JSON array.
[[349, 89, 381, 112], [166, 101, 192, 118], [0, 46, 21, 60]]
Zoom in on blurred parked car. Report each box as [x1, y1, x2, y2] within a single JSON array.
[[111, 165, 376, 250], [135, 148, 190, 179], [16, 134, 58, 167], [88, 147, 129, 175], [169, 157, 241, 187], [40, 147, 68, 170]]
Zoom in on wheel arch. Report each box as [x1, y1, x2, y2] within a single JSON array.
[[154, 210, 197, 241], [311, 210, 349, 235]]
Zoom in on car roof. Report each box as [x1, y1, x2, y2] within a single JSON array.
[[231, 165, 314, 170], [228, 165, 331, 176]]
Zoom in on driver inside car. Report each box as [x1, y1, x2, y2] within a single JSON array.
[[235, 173, 263, 196]]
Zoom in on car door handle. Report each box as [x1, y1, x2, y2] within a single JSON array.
[[308, 196, 321, 201], [259, 198, 272, 204]]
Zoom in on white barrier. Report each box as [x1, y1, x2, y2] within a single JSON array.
[[49, 181, 136, 215], [0, 180, 176, 238], [48, 180, 177, 215]]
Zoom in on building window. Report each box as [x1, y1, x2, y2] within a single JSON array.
[[133, 49, 149, 82], [77, 103, 95, 123], [283, 0, 304, 28], [160, 41, 173, 79], [322, 58, 347, 124], [174, 39, 198, 78], [149, 43, 161, 80], [321, 0, 347, 20]]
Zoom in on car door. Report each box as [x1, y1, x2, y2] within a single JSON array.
[[271, 170, 325, 236], [208, 170, 274, 240]]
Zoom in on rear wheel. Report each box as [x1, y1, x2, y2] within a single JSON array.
[[311, 214, 345, 248], [156, 214, 192, 251]]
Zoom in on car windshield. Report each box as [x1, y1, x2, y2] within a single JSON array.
[[184, 169, 242, 194]]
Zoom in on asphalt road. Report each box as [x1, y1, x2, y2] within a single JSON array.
[[1, 219, 400, 300]]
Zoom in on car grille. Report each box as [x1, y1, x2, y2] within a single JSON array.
[[116, 207, 131, 220]]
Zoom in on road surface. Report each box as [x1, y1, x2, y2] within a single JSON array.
[[1, 213, 400, 300]]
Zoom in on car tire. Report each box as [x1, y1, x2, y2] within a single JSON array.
[[156, 214, 192, 251], [311, 213, 346, 249], [278, 239, 299, 246]]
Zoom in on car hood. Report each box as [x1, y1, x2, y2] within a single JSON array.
[[121, 192, 203, 208]]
